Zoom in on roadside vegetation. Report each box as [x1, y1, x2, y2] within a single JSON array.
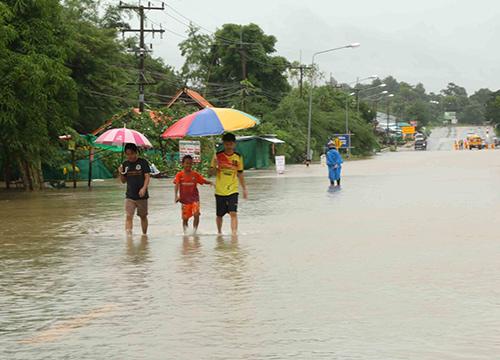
[[1, 1, 499, 189]]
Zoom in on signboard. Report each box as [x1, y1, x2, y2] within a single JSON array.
[[409, 120, 418, 127], [179, 140, 201, 163], [330, 134, 351, 149], [401, 126, 416, 135], [275, 155, 285, 174]]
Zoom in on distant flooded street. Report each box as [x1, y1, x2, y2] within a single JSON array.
[[2, 147, 500, 359]]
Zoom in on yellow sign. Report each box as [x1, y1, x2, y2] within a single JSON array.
[[401, 126, 416, 135], [334, 138, 342, 149]]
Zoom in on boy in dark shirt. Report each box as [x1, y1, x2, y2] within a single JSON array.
[[118, 143, 151, 235], [174, 155, 212, 233]]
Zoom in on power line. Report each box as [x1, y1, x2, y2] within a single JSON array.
[[163, 5, 262, 46], [119, 1, 166, 113]]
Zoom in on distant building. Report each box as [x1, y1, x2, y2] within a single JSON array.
[[376, 112, 398, 130]]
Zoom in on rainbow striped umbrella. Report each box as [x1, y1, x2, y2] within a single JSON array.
[[162, 107, 260, 139], [95, 126, 152, 148]]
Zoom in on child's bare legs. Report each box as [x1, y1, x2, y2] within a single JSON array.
[[126, 215, 133, 233], [229, 212, 238, 235], [193, 214, 200, 232], [182, 218, 189, 233], [139, 215, 148, 235], [216, 216, 223, 234]]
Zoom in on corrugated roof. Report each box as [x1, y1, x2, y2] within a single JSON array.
[[90, 108, 164, 136], [166, 87, 213, 109], [236, 135, 285, 144]]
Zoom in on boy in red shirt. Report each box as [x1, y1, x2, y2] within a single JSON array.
[[174, 155, 212, 233]]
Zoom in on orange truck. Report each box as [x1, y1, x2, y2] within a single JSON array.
[[467, 135, 485, 150]]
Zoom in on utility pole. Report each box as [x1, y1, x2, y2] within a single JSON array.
[[239, 29, 247, 80], [238, 29, 247, 111], [386, 100, 390, 133], [119, 1, 165, 113], [289, 64, 311, 98], [345, 95, 351, 158]]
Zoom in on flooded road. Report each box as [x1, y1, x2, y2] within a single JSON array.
[[427, 125, 495, 151], [1, 141, 500, 359]]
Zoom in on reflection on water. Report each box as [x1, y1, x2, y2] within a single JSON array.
[[126, 234, 150, 263], [181, 235, 201, 256], [1, 151, 500, 359]]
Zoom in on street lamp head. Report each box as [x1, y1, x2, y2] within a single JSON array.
[[381, 90, 389, 95], [379, 83, 387, 88], [370, 75, 379, 79], [348, 42, 361, 48], [388, 94, 395, 98], [349, 92, 356, 96]]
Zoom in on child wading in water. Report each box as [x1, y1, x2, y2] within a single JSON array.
[[174, 155, 212, 233], [209, 133, 248, 235]]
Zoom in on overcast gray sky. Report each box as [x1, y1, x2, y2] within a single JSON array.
[[141, 0, 500, 94]]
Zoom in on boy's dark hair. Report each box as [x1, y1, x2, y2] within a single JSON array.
[[222, 133, 236, 142], [182, 154, 193, 163], [124, 143, 138, 153]]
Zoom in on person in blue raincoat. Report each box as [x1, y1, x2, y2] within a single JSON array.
[[326, 141, 343, 186]]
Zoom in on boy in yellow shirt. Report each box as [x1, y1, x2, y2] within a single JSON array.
[[209, 133, 248, 235]]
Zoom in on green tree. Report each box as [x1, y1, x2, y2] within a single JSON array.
[[263, 86, 378, 161], [178, 24, 212, 87], [0, 0, 78, 190], [485, 90, 500, 129], [441, 82, 469, 118], [179, 23, 290, 113], [460, 88, 492, 124]]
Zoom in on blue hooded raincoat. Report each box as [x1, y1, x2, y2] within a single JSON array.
[[326, 148, 343, 181]]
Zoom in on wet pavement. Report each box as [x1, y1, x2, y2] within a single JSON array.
[[1, 129, 500, 359], [427, 125, 495, 151]]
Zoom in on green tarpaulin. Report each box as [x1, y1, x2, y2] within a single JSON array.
[[76, 159, 113, 180], [217, 136, 284, 170], [84, 134, 123, 152]]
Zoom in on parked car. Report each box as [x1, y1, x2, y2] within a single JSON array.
[[415, 138, 427, 151]]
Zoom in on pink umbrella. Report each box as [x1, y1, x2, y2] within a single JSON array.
[[95, 126, 153, 148]]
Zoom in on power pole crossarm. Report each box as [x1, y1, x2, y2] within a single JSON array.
[[121, 29, 166, 33], [119, 2, 165, 10], [289, 65, 312, 98], [119, 2, 165, 113]]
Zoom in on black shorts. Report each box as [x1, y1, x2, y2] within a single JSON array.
[[215, 193, 239, 217]]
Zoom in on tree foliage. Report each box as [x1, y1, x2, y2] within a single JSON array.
[[179, 23, 290, 114], [0, 0, 181, 189], [0, 0, 78, 189], [3, 1, 499, 190]]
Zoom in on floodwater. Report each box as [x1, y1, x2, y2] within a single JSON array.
[[1, 128, 500, 359], [427, 125, 495, 151]]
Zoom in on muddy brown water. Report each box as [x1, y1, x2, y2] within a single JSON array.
[[1, 139, 500, 359]]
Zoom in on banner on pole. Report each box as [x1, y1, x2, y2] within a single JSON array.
[[179, 140, 201, 163], [275, 155, 285, 174]]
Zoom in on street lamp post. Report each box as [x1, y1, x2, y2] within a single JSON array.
[[343, 75, 378, 158], [356, 83, 386, 114], [306, 43, 360, 164], [384, 94, 395, 147], [345, 92, 356, 158]]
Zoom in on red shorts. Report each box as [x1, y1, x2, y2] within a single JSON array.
[[182, 202, 200, 220]]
